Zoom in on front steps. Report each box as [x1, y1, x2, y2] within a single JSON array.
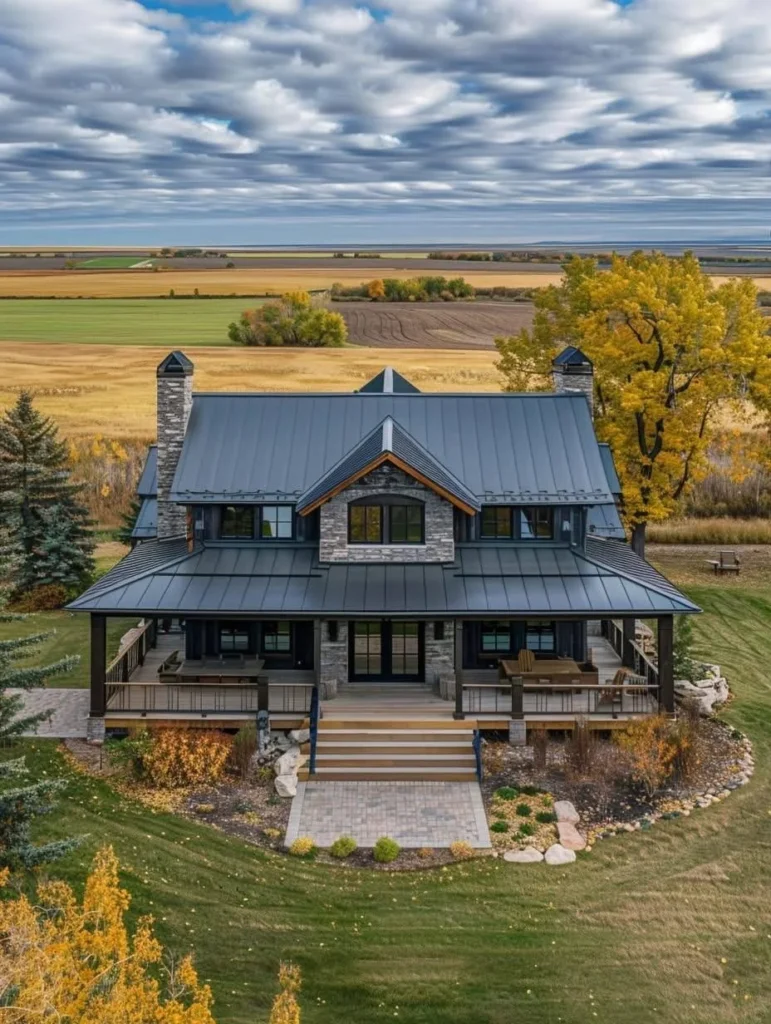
[[298, 719, 478, 782]]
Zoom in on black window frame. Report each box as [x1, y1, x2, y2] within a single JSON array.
[[260, 504, 294, 540], [348, 504, 383, 544], [348, 498, 425, 546], [219, 623, 251, 653], [261, 621, 292, 654], [519, 507, 554, 541], [480, 506, 513, 539], [220, 505, 255, 540], [525, 621, 556, 653], [479, 621, 513, 654]]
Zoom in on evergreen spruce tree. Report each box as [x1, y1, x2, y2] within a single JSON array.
[[0, 757, 80, 868], [0, 621, 79, 741], [118, 494, 142, 546], [0, 391, 94, 599]]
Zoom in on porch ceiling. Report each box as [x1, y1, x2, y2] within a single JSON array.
[[68, 537, 699, 617]]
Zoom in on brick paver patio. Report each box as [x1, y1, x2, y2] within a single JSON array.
[[285, 781, 491, 849], [7, 688, 89, 738]]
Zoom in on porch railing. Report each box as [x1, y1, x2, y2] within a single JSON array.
[[473, 729, 483, 782], [458, 679, 659, 718], [106, 680, 315, 716], [105, 619, 157, 684], [603, 619, 660, 688]]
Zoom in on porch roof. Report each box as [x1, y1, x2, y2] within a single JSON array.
[[68, 537, 698, 617]]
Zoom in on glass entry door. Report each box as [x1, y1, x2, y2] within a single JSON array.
[[350, 621, 424, 681]]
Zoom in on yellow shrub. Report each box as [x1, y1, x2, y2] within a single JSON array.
[[614, 714, 678, 797], [449, 840, 475, 861], [142, 729, 233, 788], [289, 836, 317, 857]]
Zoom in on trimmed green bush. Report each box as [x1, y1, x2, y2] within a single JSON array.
[[490, 820, 509, 834], [329, 836, 357, 859], [516, 803, 532, 817], [494, 786, 519, 801], [373, 836, 400, 863], [517, 823, 535, 838], [536, 811, 557, 824]]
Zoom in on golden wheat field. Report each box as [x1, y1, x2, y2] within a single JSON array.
[[0, 342, 501, 437], [0, 267, 567, 298]]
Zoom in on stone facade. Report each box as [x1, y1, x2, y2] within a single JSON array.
[[319, 464, 455, 563], [319, 619, 349, 693], [425, 620, 455, 683], [552, 356, 594, 418], [157, 368, 193, 541]]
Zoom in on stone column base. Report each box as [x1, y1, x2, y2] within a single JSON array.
[[86, 716, 106, 744], [508, 720, 527, 746]]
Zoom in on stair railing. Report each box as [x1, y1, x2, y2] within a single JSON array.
[[308, 684, 320, 776], [473, 728, 483, 782]]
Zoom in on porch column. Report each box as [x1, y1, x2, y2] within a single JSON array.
[[622, 618, 636, 669], [657, 615, 674, 713], [453, 619, 464, 719], [88, 615, 107, 743]]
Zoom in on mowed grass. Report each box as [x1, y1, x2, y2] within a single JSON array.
[[0, 298, 260, 346], [0, 342, 501, 438], [75, 256, 156, 269], [8, 564, 771, 1024]]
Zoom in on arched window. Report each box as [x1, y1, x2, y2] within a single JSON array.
[[348, 495, 425, 545]]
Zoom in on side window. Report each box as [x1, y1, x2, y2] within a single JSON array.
[[220, 506, 254, 539], [260, 505, 293, 539], [349, 505, 383, 543], [480, 506, 513, 539], [519, 507, 553, 540]]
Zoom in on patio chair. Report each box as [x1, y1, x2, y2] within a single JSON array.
[[706, 550, 740, 575]]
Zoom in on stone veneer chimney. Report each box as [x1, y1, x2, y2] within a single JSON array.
[[552, 346, 594, 417], [156, 351, 194, 541]]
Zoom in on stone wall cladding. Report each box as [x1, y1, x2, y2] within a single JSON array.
[[157, 375, 193, 540], [425, 620, 455, 683], [552, 368, 594, 418], [319, 464, 455, 563], [319, 620, 349, 691]]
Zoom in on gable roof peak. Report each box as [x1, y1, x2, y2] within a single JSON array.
[[157, 350, 194, 377], [357, 367, 421, 394]]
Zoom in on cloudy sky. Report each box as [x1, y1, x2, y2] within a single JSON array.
[[1, 0, 770, 245]]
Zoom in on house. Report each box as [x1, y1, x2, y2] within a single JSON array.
[[70, 349, 699, 778]]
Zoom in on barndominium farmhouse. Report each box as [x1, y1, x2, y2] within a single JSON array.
[[71, 349, 698, 779]]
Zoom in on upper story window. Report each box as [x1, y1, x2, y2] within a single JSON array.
[[478, 505, 554, 541], [348, 497, 425, 545], [221, 506, 254, 539], [261, 505, 293, 539]]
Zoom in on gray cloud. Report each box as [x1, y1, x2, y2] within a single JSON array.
[[0, 0, 769, 241]]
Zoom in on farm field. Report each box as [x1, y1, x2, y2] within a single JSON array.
[[337, 300, 534, 348], [0, 298, 258, 346], [0, 266, 568, 297], [0, 342, 501, 437], [8, 562, 771, 1024]]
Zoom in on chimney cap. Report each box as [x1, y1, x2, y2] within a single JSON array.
[[157, 351, 194, 378], [552, 346, 592, 372]]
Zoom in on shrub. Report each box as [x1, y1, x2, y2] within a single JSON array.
[[531, 729, 548, 770], [517, 822, 535, 838], [670, 699, 706, 785], [515, 803, 532, 817], [417, 847, 434, 859], [329, 836, 357, 859], [490, 819, 510, 833], [141, 728, 233, 788], [231, 723, 258, 779], [535, 811, 557, 824], [11, 583, 70, 611], [105, 727, 154, 780], [449, 841, 475, 861], [373, 836, 400, 863], [566, 718, 595, 778], [614, 714, 678, 797], [289, 836, 317, 858], [494, 786, 519, 801], [674, 616, 699, 683]]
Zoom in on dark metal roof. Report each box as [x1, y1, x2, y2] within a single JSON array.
[[598, 443, 621, 495], [131, 497, 157, 540], [553, 346, 592, 368], [157, 351, 194, 377], [295, 416, 480, 513], [68, 539, 698, 616], [358, 368, 420, 394], [171, 392, 614, 505], [587, 503, 625, 541], [136, 445, 157, 498]]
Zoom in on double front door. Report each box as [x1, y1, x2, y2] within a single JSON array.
[[350, 621, 424, 682]]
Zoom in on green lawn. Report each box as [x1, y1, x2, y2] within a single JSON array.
[[75, 257, 156, 269], [0, 298, 261, 345], [6, 567, 771, 1023]]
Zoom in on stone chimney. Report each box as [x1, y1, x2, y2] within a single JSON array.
[[156, 351, 194, 541], [552, 346, 594, 417]]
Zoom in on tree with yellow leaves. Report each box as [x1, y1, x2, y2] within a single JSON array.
[[367, 278, 386, 301], [495, 252, 771, 554], [0, 845, 215, 1023], [269, 962, 302, 1024]]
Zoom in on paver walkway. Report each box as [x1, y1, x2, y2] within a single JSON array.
[[7, 688, 89, 738], [286, 781, 491, 849]]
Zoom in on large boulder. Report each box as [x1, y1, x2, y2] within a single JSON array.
[[557, 821, 587, 851], [275, 746, 303, 776], [503, 848, 544, 863], [289, 728, 310, 744], [675, 673, 729, 715], [274, 774, 297, 798], [553, 800, 580, 824], [544, 844, 577, 866]]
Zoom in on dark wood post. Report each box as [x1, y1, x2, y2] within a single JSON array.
[[622, 618, 636, 669], [657, 615, 674, 712], [510, 675, 524, 719], [90, 614, 107, 718], [453, 619, 464, 719], [257, 674, 270, 715]]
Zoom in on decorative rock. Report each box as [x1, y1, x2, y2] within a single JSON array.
[[504, 848, 544, 863], [289, 728, 310, 744], [675, 674, 729, 714], [274, 774, 297, 798], [544, 844, 576, 866], [557, 821, 587, 850], [275, 746, 303, 776], [553, 800, 580, 824]]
